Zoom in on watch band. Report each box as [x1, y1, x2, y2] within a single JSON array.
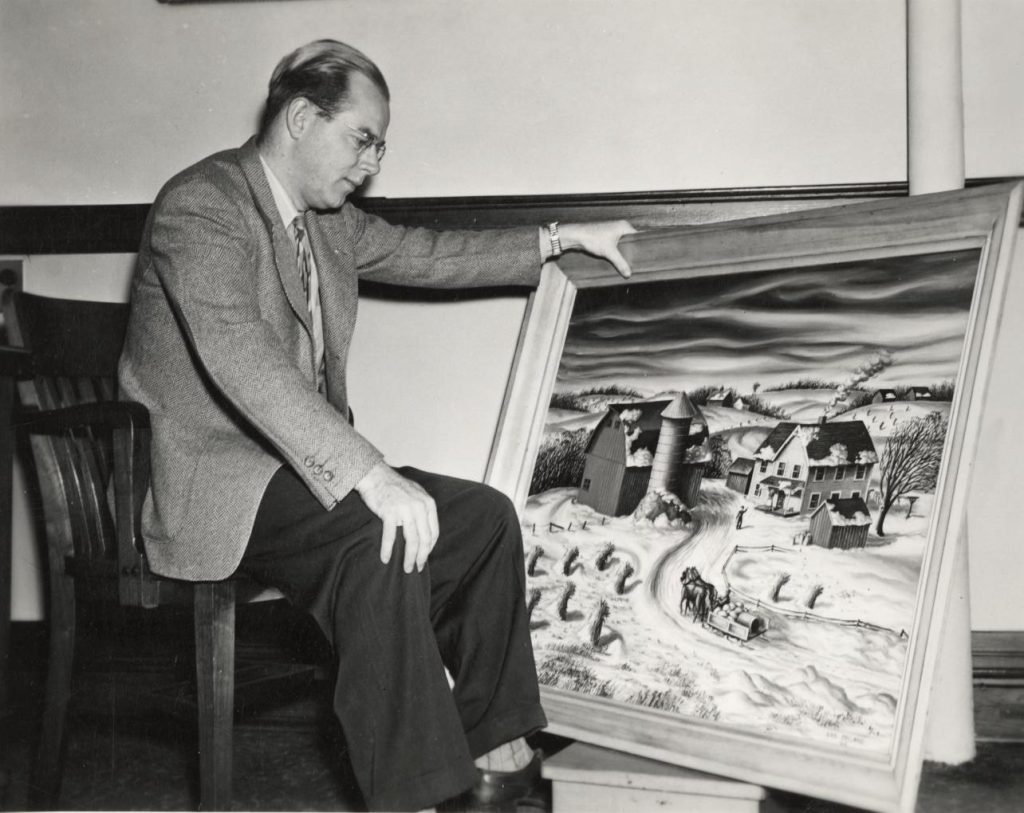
[[547, 221, 563, 258]]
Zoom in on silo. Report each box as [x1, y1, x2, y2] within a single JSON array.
[[649, 392, 702, 494]]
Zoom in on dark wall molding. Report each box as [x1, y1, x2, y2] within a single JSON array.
[[2, 179, 1019, 256], [0, 182, 913, 256]]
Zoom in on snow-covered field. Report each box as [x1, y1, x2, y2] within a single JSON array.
[[521, 480, 928, 754], [843, 401, 951, 440]]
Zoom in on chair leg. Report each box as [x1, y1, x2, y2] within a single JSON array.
[[194, 581, 235, 812], [29, 571, 76, 810]]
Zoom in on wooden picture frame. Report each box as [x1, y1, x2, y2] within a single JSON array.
[[485, 182, 1023, 813]]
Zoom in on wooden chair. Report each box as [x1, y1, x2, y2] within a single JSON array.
[[0, 291, 306, 811]]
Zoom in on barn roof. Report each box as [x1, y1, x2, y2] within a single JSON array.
[[585, 400, 668, 459], [910, 386, 933, 398], [586, 395, 711, 460], [754, 420, 876, 464], [874, 388, 898, 400], [812, 496, 872, 526]]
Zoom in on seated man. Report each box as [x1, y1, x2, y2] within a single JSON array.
[[119, 38, 633, 812]]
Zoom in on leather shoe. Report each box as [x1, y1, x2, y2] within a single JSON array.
[[471, 748, 545, 811]]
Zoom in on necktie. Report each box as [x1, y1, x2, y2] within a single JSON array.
[[289, 216, 326, 392]]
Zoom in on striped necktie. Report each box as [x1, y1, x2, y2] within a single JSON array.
[[289, 215, 326, 392]]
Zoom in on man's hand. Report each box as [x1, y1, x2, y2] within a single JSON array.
[[544, 220, 637, 279], [355, 462, 439, 573]]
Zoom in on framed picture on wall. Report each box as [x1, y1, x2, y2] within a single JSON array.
[[485, 182, 1023, 813]]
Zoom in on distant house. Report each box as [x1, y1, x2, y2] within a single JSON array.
[[907, 387, 933, 401], [578, 393, 709, 516], [706, 391, 729, 407], [733, 397, 746, 411], [726, 458, 754, 494], [741, 419, 878, 516], [871, 389, 898, 404], [809, 497, 872, 549]]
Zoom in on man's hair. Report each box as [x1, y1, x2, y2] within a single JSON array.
[[257, 39, 390, 142]]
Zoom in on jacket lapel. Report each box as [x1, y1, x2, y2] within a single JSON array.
[[237, 139, 311, 333]]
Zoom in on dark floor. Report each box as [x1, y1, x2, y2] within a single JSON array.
[[3, 604, 1024, 812]]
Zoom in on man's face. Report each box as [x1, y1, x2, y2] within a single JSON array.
[[292, 72, 390, 211]]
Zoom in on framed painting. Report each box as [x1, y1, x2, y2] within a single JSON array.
[[485, 182, 1023, 812]]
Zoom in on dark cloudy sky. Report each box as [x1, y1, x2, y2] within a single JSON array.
[[555, 249, 981, 395]]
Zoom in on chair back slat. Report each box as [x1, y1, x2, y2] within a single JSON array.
[[5, 292, 128, 568]]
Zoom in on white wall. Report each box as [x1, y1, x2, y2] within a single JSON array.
[[0, 0, 906, 202], [1, 0, 1021, 629]]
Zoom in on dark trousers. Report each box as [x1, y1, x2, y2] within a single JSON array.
[[239, 465, 547, 811]]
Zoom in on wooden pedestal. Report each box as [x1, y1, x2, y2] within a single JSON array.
[[542, 742, 767, 813]]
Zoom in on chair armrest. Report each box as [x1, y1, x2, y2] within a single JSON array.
[[0, 345, 33, 377], [16, 400, 150, 435]]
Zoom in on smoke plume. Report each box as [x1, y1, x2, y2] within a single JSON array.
[[824, 351, 894, 419]]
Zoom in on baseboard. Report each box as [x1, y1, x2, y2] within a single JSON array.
[[972, 631, 1024, 681]]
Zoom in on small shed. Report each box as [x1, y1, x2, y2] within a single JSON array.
[[809, 497, 872, 550], [907, 387, 933, 401], [726, 458, 754, 494], [871, 389, 898, 404]]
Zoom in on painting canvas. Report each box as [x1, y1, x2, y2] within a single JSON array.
[[485, 183, 1023, 813]]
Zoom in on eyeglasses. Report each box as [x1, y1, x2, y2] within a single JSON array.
[[343, 123, 386, 162]]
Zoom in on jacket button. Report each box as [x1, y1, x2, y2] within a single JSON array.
[[304, 456, 315, 467], [324, 471, 334, 482], [314, 465, 324, 475]]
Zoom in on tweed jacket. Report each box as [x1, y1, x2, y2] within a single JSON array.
[[118, 138, 542, 581]]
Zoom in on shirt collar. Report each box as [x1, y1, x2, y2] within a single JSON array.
[[258, 153, 302, 230]]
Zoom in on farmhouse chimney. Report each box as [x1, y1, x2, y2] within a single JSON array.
[[649, 392, 700, 493]]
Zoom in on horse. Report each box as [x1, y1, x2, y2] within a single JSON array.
[[679, 566, 719, 624]]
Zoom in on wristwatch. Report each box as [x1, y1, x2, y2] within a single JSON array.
[[547, 221, 562, 258]]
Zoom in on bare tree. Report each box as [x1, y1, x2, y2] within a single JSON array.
[[706, 435, 733, 479], [876, 412, 947, 536]]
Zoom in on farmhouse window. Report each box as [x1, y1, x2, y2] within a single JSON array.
[[809, 493, 821, 510], [754, 484, 762, 497], [582, 478, 591, 491], [813, 468, 825, 482], [831, 491, 841, 500], [792, 465, 802, 479], [759, 460, 768, 473], [776, 462, 786, 476], [855, 464, 867, 479], [834, 466, 846, 480], [852, 491, 861, 499]]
